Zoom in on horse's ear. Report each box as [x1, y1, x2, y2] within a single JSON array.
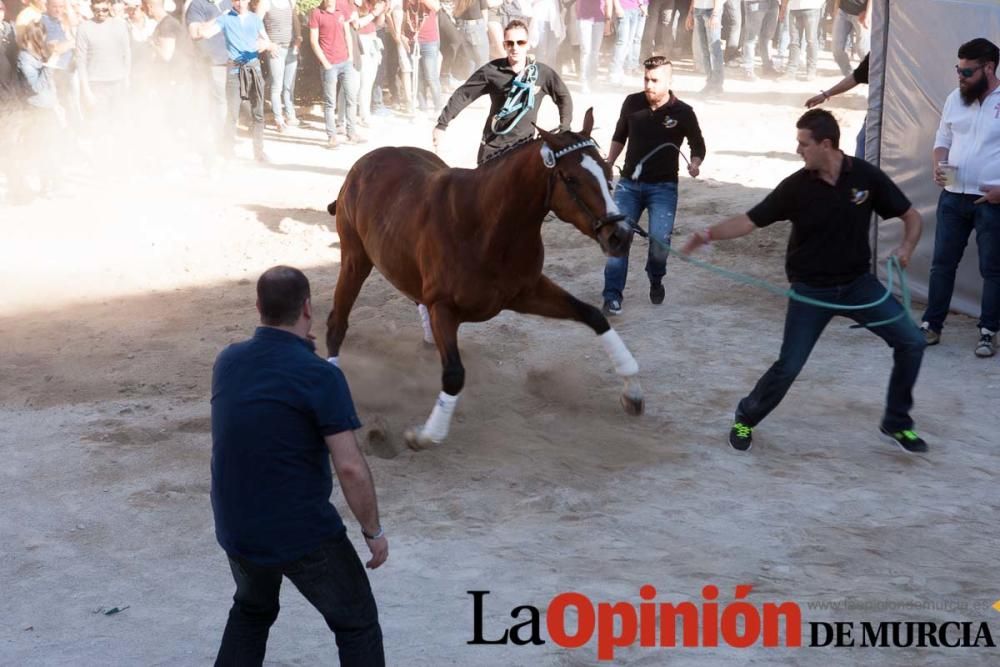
[[535, 123, 556, 145], [581, 108, 595, 137]]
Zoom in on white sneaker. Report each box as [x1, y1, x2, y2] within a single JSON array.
[[975, 328, 997, 357]]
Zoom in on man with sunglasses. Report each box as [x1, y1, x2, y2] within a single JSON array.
[[921, 37, 1000, 358], [432, 18, 572, 164]]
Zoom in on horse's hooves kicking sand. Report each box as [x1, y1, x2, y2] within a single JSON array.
[[326, 108, 644, 446], [403, 427, 437, 451], [621, 394, 645, 416]]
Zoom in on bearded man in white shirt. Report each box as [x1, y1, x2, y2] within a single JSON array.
[[921, 38, 1000, 358]]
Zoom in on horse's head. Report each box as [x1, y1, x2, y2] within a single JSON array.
[[536, 108, 633, 257]]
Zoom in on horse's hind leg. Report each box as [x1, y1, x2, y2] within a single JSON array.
[[405, 303, 465, 449], [325, 249, 374, 363], [507, 275, 643, 416]]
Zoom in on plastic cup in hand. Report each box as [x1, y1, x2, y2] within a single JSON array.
[[938, 161, 958, 187]]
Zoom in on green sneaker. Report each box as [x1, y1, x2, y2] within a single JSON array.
[[729, 422, 753, 452], [879, 427, 929, 453]]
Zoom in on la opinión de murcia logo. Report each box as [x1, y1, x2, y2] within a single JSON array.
[[468, 587, 997, 660]]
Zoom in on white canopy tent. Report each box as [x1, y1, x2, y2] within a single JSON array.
[[867, 0, 1000, 318]]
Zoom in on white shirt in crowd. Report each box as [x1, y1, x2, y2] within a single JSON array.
[[692, 0, 720, 10], [934, 85, 1000, 194]]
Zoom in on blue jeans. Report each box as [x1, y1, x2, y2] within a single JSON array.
[[736, 272, 926, 432], [855, 116, 866, 160], [740, 0, 768, 73], [785, 8, 820, 75], [322, 61, 359, 138], [693, 8, 724, 88], [417, 40, 443, 111], [215, 532, 384, 667], [610, 7, 645, 82], [758, 0, 780, 69], [831, 9, 869, 76], [922, 191, 1000, 333], [603, 178, 678, 302], [577, 18, 606, 89], [266, 44, 298, 123]]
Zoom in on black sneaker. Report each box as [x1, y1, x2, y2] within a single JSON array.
[[729, 422, 753, 451], [649, 282, 665, 305], [879, 427, 929, 453], [602, 299, 622, 316]]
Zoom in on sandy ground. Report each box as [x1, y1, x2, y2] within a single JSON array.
[[2, 53, 999, 666]]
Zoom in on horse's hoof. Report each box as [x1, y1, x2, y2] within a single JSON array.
[[404, 427, 439, 451], [620, 394, 644, 416]]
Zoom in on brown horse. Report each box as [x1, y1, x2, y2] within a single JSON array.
[[326, 109, 644, 448]]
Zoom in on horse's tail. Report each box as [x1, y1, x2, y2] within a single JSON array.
[[327, 200, 337, 216]]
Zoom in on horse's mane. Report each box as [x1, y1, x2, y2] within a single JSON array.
[[477, 135, 541, 168]]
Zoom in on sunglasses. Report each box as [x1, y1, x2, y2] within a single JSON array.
[[503, 39, 528, 48], [955, 64, 983, 78]]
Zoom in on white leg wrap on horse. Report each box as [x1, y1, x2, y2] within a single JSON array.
[[600, 329, 639, 376], [422, 391, 460, 443], [327, 356, 340, 368], [418, 304, 434, 344]]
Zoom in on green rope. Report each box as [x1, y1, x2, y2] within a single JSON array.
[[632, 225, 913, 329]]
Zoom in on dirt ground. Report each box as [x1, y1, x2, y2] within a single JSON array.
[[2, 55, 999, 666]]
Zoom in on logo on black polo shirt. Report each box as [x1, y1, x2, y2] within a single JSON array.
[[850, 188, 870, 205], [662, 116, 678, 129]]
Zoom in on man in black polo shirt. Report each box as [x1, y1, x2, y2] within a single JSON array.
[[602, 55, 706, 316], [431, 18, 572, 164], [211, 266, 388, 666], [681, 109, 929, 454]]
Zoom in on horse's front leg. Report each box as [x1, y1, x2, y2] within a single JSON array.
[[405, 303, 465, 449], [325, 252, 373, 364], [508, 275, 643, 416]]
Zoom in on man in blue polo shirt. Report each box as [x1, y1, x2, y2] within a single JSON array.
[[191, 0, 277, 162], [211, 265, 388, 666]]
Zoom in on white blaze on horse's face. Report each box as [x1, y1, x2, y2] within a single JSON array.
[[580, 155, 621, 218]]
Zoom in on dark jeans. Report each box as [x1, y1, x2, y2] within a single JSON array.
[[216, 532, 384, 667], [922, 191, 1000, 333], [736, 272, 926, 432], [225, 60, 265, 157]]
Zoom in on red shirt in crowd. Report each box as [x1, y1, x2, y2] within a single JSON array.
[[309, 0, 354, 65]]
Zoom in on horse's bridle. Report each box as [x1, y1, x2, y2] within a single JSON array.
[[542, 139, 627, 235]]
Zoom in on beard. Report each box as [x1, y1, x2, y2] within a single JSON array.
[[960, 75, 988, 105], [645, 90, 669, 106]]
